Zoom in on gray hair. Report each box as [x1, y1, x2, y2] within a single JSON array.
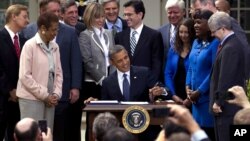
[[191, 0, 215, 6], [92, 112, 120, 141], [165, 0, 185, 11], [100, 0, 120, 7], [60, 0, 77, 14], [108, 44, 127, 60], [208, 11, 231, 31]]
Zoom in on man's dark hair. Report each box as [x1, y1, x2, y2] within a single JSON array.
[[163, 119, 189, 138], [61, 0, 77, 14], [123, 0, 145, 19], [103, 127, 135, 141], [108, 44, 127, 60], [14, 120, 39, 141]]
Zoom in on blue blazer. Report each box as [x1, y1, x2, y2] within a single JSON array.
[[186, 38, 219, 104], [164, 47, 189, 96], [21, 23, 82, 101]]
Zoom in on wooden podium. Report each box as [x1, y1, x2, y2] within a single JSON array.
[[83, 103, 169, 141]]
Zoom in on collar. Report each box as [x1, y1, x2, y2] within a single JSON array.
[[117, 69, 130, 80], [34, 33, 55, 51], [130, 23, 143, 36], [220, 32, 234, 46], [5, 25, 17, 41], [93, 27, 105, 37], [106, 18, 122, 32]]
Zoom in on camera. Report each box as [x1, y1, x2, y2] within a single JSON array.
[[38, 120, 47, 134], [152, 107, 171, 117], [217, 91, 235, 100]]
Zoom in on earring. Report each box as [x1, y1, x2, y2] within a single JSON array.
[[42, 31, 45, 34]]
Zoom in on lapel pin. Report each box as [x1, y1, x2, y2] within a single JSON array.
[[134, 76, 137, 79]]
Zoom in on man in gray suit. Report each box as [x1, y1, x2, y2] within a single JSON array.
[[158, 0, 185, 74], [22, 1, 82, 141]]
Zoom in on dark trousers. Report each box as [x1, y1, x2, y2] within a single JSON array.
[[66, 97, 84, 141], [53, 101, 69, 141], [0, 95, 20, 141], [214, 115, 234, 141], [202, 127, 215, 141]]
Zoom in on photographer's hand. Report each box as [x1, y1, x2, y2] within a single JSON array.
[[42, 127, 52, 141], [227, 86, 250, 108], [167, 104, 200, 134]]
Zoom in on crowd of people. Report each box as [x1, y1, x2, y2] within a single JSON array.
[[0, 0, 249, 141]]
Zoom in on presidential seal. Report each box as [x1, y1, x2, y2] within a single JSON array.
[[122, 106, 150, 134]]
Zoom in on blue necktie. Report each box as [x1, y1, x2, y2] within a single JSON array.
[[130, 31, 137, 56], [123, 73, 130, 101]]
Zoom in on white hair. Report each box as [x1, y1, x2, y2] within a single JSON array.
[[165, 0, 185, 11]]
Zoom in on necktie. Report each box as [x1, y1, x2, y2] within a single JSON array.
[[112, 25, 117, 36], [123, 73, 130, 101], [13, 34, 20, 60], [216, 44, 222, 56], [170, 27, 176, 48], [130, 31, 137, 56]]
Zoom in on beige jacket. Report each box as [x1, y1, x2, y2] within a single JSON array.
[[17, 33, 63, 101]]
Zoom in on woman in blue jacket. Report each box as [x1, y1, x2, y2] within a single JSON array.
[[186, 10, 219, 141], [164, 18, 195, 106]]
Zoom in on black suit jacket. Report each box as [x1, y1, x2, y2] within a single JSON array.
[[104, 17, 128, 31], [115, 25, 164, 80], [209, 34, 246, 116], [0, 28, 26, 95], [101, 66, 157, 101]]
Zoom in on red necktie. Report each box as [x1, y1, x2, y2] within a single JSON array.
[[216, 44, 222, 56], [13, 34, 20, 60]]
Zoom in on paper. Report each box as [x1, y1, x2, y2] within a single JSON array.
[[89, 100, 119, 104], [120, 101, 149, 105]]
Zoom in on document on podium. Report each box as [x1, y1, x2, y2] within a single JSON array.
[[120, 101, 149, 105], [89, 100, 119, 105]]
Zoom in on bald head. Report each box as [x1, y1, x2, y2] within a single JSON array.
[[215, 0, 230, 14], [14, 118, 41, 141], [234, 108, 250, 125], [16, 118, 35, 131]]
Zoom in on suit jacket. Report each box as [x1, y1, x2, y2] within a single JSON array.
[[0, 27, 26, 95], [22, 23, 82, 101], [75, 22, 86, 36], [79, 29, 115, 83], [101, 66, 158, 101], [115, 25, 163, 80], [104, 17, 128, 31], [230, 17, 250, 79], [158, 24, 171, 70], [209, 34, 246, 116]]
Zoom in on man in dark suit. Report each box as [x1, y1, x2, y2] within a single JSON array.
[[158, 0, 185, 71], [0, 4, 29, 141], [115, 0, 163, 81], [61, 0, 86, 36], [208, 12, 249, 141], [100, 0, 128, 34], [101, 45, 167, 141], [21, 1, 82, 141], [60, 1, 86, 141]]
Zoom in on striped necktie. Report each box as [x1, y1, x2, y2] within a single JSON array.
[[130, 31, 137, 56], [170, 27, 176, 48]]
